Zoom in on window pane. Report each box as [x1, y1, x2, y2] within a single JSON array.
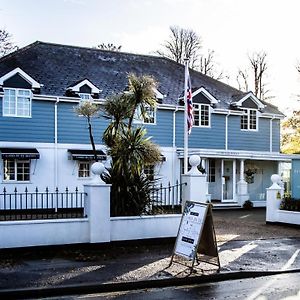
[[78, 162, 90, 177], [3, 159, 15, 181], [193, 104, 200, 126], [241, 115, 248, 129], [17, 93, 31, 117], [200, 105, 209, 126], [249, 110, 257, 130], [16, 160, 30, 181], [3, 89, 16, 115]]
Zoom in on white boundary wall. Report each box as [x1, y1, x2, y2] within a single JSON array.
[[266, 174, 300, 226]]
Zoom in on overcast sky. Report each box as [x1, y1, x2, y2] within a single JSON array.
[[1, 0, 300, 114]]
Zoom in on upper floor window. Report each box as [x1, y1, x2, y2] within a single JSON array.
[[134, 105, 156, 124], [3, 88, 31, 117], [193, 104, 210, 127], [79, 93, 92, 101], [241, 109, 258, 131], [3, 159, 30, 182]]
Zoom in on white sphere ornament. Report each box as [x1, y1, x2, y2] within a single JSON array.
[[188, 155, 201, 175], [270, 174, 282, 189], [90, 162, 105, 184]]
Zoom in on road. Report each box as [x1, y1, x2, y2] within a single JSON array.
[[44, 272, 300, 299]]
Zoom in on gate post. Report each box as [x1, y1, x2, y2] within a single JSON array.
[[266, 174, 283, 223], [83, 162, 111, 243], [182, 155, 207, 210]]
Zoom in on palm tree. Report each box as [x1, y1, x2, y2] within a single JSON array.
[[102, 74, 161, 216]]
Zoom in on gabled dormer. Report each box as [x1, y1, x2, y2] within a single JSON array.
[[67, 79, 101, 100], [231, 92, 265, 131], [191, 87, 218, 128], [0, 68, 41, 118]]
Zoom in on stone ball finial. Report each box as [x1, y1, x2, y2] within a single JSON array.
[[188, 155, 201, 175], [91, 162, 105, 184], [270, 174, 282, 189], [189, 155, 200, 167]]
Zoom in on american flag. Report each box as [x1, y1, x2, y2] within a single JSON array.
[[186, 68, 194, 134]]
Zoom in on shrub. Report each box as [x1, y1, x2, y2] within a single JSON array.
[[243, 200, 253, 209], [280, 196, 300, 212]]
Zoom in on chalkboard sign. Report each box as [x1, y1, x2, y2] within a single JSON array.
[[170, 201, 220, 271]]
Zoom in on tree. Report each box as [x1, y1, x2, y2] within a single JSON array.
[[157, 26, 202, 69], [95, 43, 122, 51], [281, 111, 300, 154], [199, 49, 224, 80], [74, 101, 100, 161], [102, 74, 161, 216], [236, 51, 271, 100], [0, 29, 18, 57]]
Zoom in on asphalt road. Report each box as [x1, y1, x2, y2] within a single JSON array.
[[43, 272, 300, 299]]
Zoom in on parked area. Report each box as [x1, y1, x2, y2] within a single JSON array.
[[0, 208, 299, 291]]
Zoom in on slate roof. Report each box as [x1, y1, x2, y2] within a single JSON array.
[[0, 41, 283, 115]]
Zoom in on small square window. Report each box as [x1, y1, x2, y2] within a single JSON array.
[[78, 161, 90, 178], [241, 109, 257, 130], [193, 104, 210, 127]]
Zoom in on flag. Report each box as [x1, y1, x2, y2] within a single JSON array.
[[186, 68, 194, 134]]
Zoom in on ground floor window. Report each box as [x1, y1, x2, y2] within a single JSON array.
[[3, 159, 30, 181], [208, 159, 216, 182], [78, 161, 91, 178]]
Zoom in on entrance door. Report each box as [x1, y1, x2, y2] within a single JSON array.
[[222, 160, 236, 202]]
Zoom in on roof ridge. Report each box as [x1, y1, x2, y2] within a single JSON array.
[[0, 41, 41, 63]]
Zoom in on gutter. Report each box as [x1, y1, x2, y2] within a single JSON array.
[[172, 106, 179, 185]]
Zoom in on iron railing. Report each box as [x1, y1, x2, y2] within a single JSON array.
[[0, 187, 86, 221], [150, 181, 186, 213]]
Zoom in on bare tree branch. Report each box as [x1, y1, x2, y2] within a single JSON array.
[[0, 29, 18, 57]]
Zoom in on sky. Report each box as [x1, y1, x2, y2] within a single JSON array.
[[1, 0, 300, 114]]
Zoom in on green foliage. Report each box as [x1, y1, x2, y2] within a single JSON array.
[[281, 111, 300, 154], [102, 74, 161, 216], [243, 200, 253, 210], [280, 194, 300, 211]]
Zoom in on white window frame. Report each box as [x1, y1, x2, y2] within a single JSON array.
[[3, 158, 31, 182], [193, 104, 211, 127], [78, 93, 92, 101], [3, 88, 32, 118], [78, 161, 91, 178], [133, 104, 156, 125], [241, 109, 258, 131]]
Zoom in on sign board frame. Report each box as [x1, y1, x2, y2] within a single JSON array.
[[169, 200, 220, 272]]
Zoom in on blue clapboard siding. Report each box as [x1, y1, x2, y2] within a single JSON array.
[[175, 112, 226, 149], [228, 115, 270, 151], [58, 102, 109, 144], [143, 110, 173, 147], [0, 98, 55, 142], [272, 119, 280, 152]]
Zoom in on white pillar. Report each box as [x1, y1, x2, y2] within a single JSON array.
[[182, 155, 208, 209], [83, 162, 111, 243], [237, 159, 249, 206], [266, 174, 283, 223]]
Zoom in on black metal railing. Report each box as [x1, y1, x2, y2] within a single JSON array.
[[0, 187, 86, 221], [150, 181, 186, 214]]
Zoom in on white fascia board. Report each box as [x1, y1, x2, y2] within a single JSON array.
[[68, 79, 101, 94], [0, 67, 41, 89], [192, 87, 219, 104], [32, 94, 105, 104], [176, 148, 298, 161], [234, 92, 265, 109], [153, 88, 165, 100]]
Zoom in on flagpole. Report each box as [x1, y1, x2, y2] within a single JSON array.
[[183, 58, 189, 174]]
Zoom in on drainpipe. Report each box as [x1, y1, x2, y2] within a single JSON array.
[[54, 97, 59, 188], [270, 115, 275, 153], [172, 106, 179, 185], [225, 112, 230, 150]]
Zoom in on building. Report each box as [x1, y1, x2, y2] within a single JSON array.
[[0, 41, 296, 206]]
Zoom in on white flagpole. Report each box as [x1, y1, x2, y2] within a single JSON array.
[[183, 58, 189, 174]]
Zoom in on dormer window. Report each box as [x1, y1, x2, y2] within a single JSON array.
[[79, 93, 92, 101], [3, 88, 32, 117], [241, 109, 258, 131], [193, 104, 210, 127]]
